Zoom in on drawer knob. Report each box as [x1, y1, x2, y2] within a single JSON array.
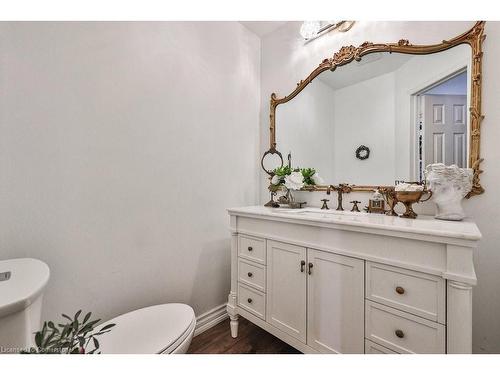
[[395, 286, 405, 295], [247, 272, 253, 277], [248, 246, 253, 251], [395, 329, 405, 338], [247, 298, 253, 304]]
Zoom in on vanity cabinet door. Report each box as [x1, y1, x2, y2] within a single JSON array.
[[307, 249, 365, 353], [266, 240, 307, 342]]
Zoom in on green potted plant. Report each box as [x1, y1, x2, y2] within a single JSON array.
[[22, 310, 115, 354], [269, 166, 325, 207]]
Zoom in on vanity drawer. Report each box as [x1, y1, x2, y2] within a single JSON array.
[[366, 262, 445, 323], [365, 339, 398, 354], [238, 283, 266, 320], [238, 259, 266, 292], [365, 301, 445, 354], [238, 235, 266, 264]]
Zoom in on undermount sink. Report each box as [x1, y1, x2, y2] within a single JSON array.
[[273, 207, 368, 217]]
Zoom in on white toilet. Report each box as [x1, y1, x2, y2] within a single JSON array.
[[95, 303, 196, 354], [0, 258, 50, 353], [0, 258, 196, 354]]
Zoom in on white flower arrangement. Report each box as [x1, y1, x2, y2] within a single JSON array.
[[271, 174, 281, 185], [284, 171, 305, 190], [270, 166, 324, 191]]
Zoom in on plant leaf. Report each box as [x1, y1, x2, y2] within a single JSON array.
[[99, 324, 116, 332], [85, 319, 101, 328], [62, 313, 72, 321], [82, 312, 92, 324], [93, 337, 99, 350], [43, 330, 57, 347], [28, 310, 113, 355], [74, 310, 82, 321], [35, 331, 43, 348]]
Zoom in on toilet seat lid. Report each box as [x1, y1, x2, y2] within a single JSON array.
[[96, 303, 196, 354], [0, 258, 50, 318]]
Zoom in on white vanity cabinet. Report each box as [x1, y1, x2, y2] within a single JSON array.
[[227, 206, 481, 354], [306, 249, 364, 353], [266, 240, 307, 342], [265, 241, 364, 352]]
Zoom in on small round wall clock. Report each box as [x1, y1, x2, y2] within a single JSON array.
[[355, 145, 370, 160]]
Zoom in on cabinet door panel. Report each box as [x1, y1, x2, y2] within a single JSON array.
[[307, 249, 365, 353], [266, 240, 307, 342]]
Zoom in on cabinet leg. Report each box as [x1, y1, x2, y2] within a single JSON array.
[[447, 280, 473, 353], [229, 315, 239, 338], [227, 292, 239, 338]]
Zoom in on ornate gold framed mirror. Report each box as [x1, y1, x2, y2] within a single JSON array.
[[265, 21, 485, 198]]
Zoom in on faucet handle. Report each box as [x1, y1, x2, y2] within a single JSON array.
[[350, 200, 361, 212], [321, 199, 330, 210]]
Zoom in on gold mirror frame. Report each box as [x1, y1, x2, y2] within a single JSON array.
[[267, 21, 485, 198]]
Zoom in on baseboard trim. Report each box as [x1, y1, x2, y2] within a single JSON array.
[[194, 303, 228, 337]]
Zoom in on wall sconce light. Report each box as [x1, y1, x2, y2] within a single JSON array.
[[300, 21, 355, 41]]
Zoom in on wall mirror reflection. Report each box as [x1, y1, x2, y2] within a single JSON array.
[[275, 45, 471, 187]]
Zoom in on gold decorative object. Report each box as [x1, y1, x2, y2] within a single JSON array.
[[395, 190, 432, 219], [266, 21, 486, 198], [261, 148, 284, 176], [326, 184, 352, 211], [381, 187, 398, 216], [367, 189, 386, 214]]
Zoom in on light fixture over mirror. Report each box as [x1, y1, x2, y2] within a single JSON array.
[[299, 21, 355, 41]]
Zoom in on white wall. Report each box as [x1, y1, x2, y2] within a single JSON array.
[[276, 79, 335, 181], [0, 22, 261, 323], [261, 21, 500, 353], [333, 72, 395, 185]]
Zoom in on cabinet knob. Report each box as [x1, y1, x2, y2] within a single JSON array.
[[395, 329, 405, 338], [395, 286, 405, 295], [248, 246, 253, 251], [247, 272, 253, 277], [247, 298, 253, 304], [308, 262, 313, 275], [300, 260, 305, 273]]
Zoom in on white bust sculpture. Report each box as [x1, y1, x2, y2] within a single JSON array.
[[425, 163, 473, 221]]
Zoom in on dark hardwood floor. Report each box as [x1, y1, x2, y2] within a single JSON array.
[[188, 317, 301, 354]]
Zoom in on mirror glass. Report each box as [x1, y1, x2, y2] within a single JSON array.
[[275, 44, 472, 186]]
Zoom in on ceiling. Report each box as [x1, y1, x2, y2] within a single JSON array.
[[239, 21, 288, 37]]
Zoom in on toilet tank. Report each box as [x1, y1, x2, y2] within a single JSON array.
[[0, 258, 50, 353]]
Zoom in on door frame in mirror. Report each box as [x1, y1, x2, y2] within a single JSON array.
[[267, 21, 485, 198]]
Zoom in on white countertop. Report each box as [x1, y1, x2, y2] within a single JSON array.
[[227, 206, 482, 242]]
